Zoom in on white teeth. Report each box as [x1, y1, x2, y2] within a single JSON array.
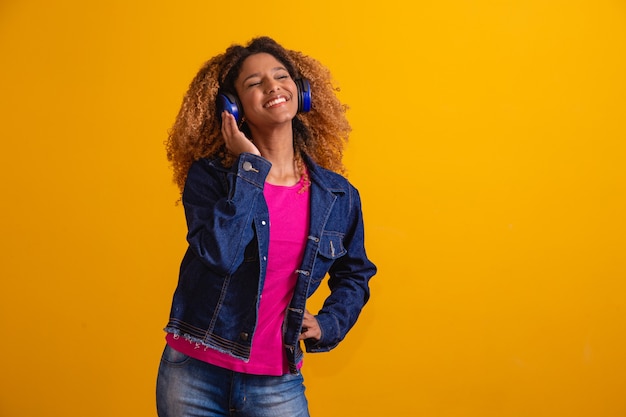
[[265, 97, 287, 108]]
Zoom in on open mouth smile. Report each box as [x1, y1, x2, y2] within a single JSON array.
[[264, 96, 288, 108]]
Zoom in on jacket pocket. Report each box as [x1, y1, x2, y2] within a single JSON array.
[[318, 231, 347, 259]]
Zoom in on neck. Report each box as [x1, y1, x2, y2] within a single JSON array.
[[249, 124, 300, 186]]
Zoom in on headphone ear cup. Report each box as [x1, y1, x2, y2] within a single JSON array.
[[217, 92, 243, 124], [296, 79, 312, 113]]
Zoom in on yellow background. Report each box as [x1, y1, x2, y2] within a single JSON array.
[[1, 1, 625, 416]]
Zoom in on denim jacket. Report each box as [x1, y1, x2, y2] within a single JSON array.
[[164, 152, 377, 374]]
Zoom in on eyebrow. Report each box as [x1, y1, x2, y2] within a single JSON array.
[[241, 66, 288, 83]]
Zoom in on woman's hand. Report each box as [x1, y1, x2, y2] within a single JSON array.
[[221, 111, 260, 157], [298, 310, 322, 341]]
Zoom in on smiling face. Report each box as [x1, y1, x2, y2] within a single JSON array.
[[234, 52, 299, 128]]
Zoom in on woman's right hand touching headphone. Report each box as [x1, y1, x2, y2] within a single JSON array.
[[221, 111, 261, 157]]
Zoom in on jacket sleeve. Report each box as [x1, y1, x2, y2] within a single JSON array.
[[183, 153, 272, 276], [305, 185, 377, 352]]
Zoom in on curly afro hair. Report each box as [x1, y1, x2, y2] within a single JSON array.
[[165, 36, 351, 192]]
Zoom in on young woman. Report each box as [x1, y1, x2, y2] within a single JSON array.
[[157, 36, 377, 417]]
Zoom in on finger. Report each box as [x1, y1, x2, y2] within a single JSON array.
[[221, 112, 244, 155], [221, 111, 234, 137], [299, 326, 320, 341], [299, 327, 313, 340], [299, 312, 321, 341], [302, 311, 315, 327]]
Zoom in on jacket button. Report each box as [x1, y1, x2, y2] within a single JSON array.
[[242, 161, 258, 172], [240, 332, 249, 341]]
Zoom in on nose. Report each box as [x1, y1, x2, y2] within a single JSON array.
[[265, 79, 280, 94]]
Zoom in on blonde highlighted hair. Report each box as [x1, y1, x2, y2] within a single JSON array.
[[165, 36, 351, 192]]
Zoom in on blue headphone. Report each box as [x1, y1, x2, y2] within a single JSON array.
[[217, 79, 312, 124]]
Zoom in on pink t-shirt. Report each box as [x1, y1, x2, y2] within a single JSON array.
[[167, 175, 310, 375]]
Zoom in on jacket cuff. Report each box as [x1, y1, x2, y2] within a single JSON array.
[[304, 313, 340, 352], [235, 153, 272, 188]]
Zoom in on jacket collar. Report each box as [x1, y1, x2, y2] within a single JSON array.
[[303, 153, 347, 195], [208, 153, 348, 195]]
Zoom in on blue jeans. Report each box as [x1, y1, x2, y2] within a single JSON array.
[[156, 345, 310, 417]]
